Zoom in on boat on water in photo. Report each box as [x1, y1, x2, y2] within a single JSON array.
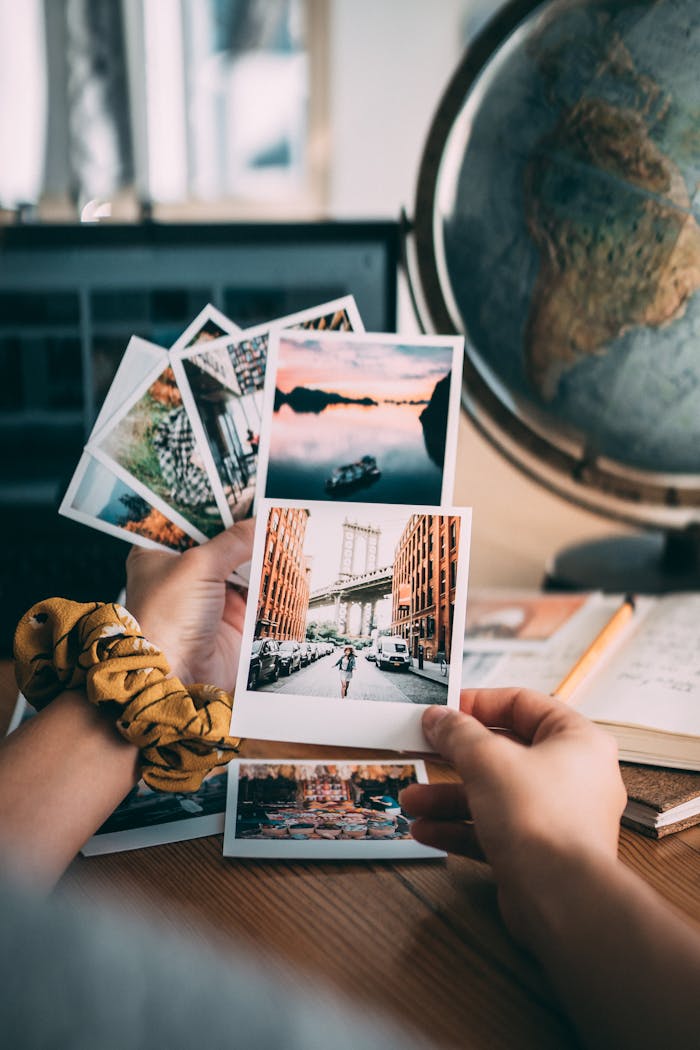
[[325, 454, 381, 494]]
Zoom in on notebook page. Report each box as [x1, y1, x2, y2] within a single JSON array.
[[471, 594, 628, 695], [573, 594, 700, 735]]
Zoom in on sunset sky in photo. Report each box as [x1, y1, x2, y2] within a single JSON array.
[[275, 333, 452, 402]]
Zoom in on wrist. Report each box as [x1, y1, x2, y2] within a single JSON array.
[[48, 690, 140, 780], [509, 839, 622, 955], [15, 598, 238, 794]]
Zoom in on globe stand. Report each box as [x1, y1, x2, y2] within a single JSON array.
[[545, 527, 700, 594]]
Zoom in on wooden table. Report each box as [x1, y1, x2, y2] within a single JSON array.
[[2, 662, 700, 1049]]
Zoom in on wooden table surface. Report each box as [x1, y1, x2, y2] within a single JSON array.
[[2, 661, 700, 1049]]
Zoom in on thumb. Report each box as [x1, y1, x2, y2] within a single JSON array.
[[423, 706, 498, 782], [196, 519, 256, 580]]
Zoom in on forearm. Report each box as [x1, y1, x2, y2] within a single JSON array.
[[524, 848, 700, 1049], [0, 690, 139, 888]]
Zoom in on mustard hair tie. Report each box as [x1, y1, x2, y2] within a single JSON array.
[[13, 599, 240, 792]]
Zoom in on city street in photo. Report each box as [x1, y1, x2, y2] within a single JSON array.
[[223, 759, 444, 860], [257, 330, 464, 506], [231, 499, 471, 751]]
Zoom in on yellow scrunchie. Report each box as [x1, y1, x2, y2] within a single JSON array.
[[14, 598, 240, 792]]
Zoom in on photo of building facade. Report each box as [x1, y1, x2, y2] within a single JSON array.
[[391, 514, 459, 661], [256, 506, 310, 639], [228, 334, 267, 394]]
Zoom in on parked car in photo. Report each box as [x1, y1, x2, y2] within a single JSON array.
[[376, 636, 411, 671], [308, 642, 318, 662], [248, 639, 280, 689], [277, 640, 301, 675], [298, 642, 312, 666], [365, 647, 376, 661]]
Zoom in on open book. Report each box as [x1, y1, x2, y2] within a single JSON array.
[[463, 592, 700, 772]]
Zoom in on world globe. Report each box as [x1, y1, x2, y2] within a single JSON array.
[[413, 0, 700, 538]]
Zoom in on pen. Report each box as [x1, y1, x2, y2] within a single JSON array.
[[552, 593, 636, 702]]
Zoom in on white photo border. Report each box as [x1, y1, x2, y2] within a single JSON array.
[[169, 302, 242, 357], [92, 335, 168, 437], [81, 811, 225, 857], [230, 498, 472, 752]]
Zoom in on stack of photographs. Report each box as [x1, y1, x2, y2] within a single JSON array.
[[61, 298, 364, 553], [54, 295, 470, 860]]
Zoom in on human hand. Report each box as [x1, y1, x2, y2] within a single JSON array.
[[125, 520, 255, 691], [400, 689, 626, 946]]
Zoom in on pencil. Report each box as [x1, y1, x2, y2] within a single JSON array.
[[552, 594, 636, 702]]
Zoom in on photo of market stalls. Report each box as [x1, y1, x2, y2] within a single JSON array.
[[233, 762, 420, 841]]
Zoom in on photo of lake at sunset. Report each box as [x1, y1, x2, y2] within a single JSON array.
[[261, 330, 464, 505]]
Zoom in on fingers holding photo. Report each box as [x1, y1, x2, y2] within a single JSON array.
[[188, 518, 256, 582], [458, 686, 584, 744], [409, 818, 485, 861], [399, 781, 471, 822]]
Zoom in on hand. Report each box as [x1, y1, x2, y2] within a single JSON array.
[[400, 689, 627, 947], [125, 520, 255, 691]]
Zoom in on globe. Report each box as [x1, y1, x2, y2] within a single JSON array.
[[413, 0, 700, 537]]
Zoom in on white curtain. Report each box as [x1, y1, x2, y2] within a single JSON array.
[[0, 0, 47, 208]]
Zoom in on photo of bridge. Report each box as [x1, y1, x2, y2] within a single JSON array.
[[249, 502, 456, 705]]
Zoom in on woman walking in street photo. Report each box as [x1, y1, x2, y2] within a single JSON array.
[[335, 646, 356, 698]]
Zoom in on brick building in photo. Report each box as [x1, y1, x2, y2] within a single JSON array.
[[391, 514, 460, 661], [256, 507, 310, 640]]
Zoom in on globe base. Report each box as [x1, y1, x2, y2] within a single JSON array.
[[545, 529, 700, 595]]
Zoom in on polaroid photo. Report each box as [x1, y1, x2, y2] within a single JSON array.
[[91, 335, 168, 437], [87, 354, 225, 541], [464, 590, 593, 651], [223, 759, 444, 860], [81, 765, 229, 856], [256, 330, 464, 508], [60, 452, 198, 553], [170, 296, 365, 526], [169, 302, 241, 357], [230, 499, 471, 752]]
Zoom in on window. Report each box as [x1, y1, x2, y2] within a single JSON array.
[[262, 572, 270, 597], [450, 560, 457, 588], [271, 511, 279, 531], [450, 521, 457, 549], [6, 0, 323, 218], [440, 569, 446, 596]]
